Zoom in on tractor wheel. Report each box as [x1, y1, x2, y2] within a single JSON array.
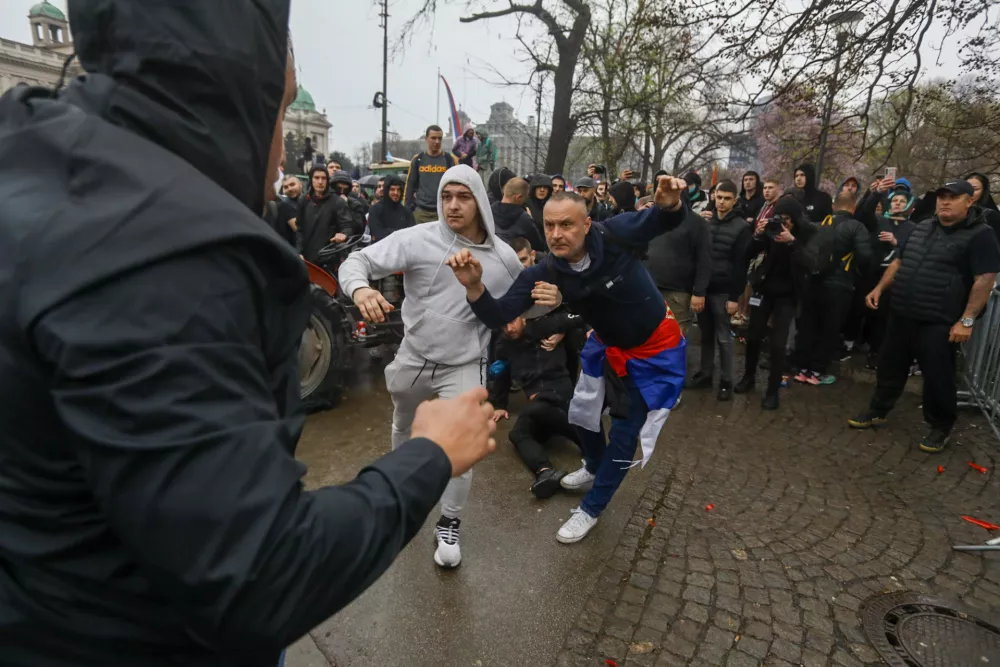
[[299, 287, 348, 412]]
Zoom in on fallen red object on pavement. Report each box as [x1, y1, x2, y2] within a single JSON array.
[[962, 515, 1000, 531], [705, 504, 715, 511], [969, 462, 989, 473], [648, 517, 655, 527], [937, 465, 945, 474], [605, 660, 618, 667]]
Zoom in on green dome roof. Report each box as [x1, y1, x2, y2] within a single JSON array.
[[289, 85, 316, 112], [29, 1, 65, 21]]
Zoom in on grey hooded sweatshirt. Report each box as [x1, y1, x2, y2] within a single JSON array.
[[339, 164, 523, 366]]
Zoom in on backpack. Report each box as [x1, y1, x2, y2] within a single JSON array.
[[808, 215, 848, 276]]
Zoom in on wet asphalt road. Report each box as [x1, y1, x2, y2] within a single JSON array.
[[288, 351, 652, 667]]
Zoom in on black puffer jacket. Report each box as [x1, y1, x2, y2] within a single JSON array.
[[0, 2, 452, 665]]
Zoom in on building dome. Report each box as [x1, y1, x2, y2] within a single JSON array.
[[289, 85, 316, 112], [29, 1, 65, 20]]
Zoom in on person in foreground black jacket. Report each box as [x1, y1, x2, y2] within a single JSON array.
[[492, 176, 545, 250], [0, 3, 498, 665], [686, 180, 751, 400], [367, 174, 414, 241], [489, 309, 583, 498], [849, 180, 1000, 453], [642, 205, 712, 337], [791, 190, 872, 384], [734, 196, 818, 409]]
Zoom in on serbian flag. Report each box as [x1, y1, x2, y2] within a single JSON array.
[[440, 75, 462, 137], [567, 313, 686, 468]]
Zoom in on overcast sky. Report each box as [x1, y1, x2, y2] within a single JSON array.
[[1, 0, 533, 158], [2, 1, 985, 163]]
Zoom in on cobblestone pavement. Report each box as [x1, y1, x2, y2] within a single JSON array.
[[555, 372, 1000, 667]]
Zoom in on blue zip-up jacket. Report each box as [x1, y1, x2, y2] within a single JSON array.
[[469, 205, 685, 349]]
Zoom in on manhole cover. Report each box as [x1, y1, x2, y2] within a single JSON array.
[[861, 591, 1000, 666]]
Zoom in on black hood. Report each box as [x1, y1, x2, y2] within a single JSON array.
[[967, 172, 999, 212], [740, 170, 763, 200], [529, 173, 554, 195], [610, 181, 637, 213], [795, 163, 818, 192], [383, 174, 406, 208], [68, 0, 290, 215], [488, 166, 515, 201]]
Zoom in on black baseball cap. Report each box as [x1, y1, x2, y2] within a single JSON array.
[[936, 180, 975, 196], [576, 176, 596, 189]]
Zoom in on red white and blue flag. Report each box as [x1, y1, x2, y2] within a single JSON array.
[[567, 313, 686, 468], [440, 74, 462, 137]]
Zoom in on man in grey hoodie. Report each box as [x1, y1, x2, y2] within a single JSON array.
[[339, 165, 527, 569]]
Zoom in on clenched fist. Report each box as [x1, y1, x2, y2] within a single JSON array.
[[411, 387, 498, 477], [654, 175, 687, 211]]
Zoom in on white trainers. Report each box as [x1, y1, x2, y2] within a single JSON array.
[[557, 507, 599, 543], [433, 516, 462, 568], [560, 463, 596, 490]]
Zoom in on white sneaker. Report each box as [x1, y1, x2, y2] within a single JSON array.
[[433, 516, 462, 568], [557, 507, 599, 544], [560, 463, 596, 490]]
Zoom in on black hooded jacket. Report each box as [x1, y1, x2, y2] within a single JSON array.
[[526, 174, 553, 250], [367, 175, 414, 241], [968, 172, 1000, 240], [298, 187, 355, 262], [795, 163, 834, 223], [747, 197, 819, 299], [492, 200, 546, 251], [739, 170, 765, 221], [0, 2, 451, 665]]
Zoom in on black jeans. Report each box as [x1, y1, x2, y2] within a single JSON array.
[[508, 399, 580, 473], [744, 294, 797, 394], [870, 315, 958, 432], [794, 283, 854, 374]]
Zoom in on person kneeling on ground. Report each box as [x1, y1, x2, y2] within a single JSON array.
[[489, 305, 585, 498], [447, 177, 688, 544]]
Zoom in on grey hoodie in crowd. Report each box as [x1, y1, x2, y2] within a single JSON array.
[[340, 165, 523, 366]]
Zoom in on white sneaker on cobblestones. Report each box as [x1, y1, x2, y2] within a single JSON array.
[[560, 464, 596, 490], [557, 507, 599, 544], [433, 516, 461, 568]]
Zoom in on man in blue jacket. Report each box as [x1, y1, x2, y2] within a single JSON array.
[[446, 176, 689, 544]]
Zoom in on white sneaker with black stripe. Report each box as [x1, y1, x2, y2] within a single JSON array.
[[433, 516, 462, 568]]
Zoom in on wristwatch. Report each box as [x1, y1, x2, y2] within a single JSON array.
[[961, 317, 975, 328]]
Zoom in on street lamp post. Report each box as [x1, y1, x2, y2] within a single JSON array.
[[815, 10, 863, 181]]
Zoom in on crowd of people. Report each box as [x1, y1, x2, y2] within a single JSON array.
[[3, 3, 1000, 664], [256, 121, 1000, 566]]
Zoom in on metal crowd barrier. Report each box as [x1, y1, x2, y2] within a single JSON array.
[[958, 282, 1000, 442]]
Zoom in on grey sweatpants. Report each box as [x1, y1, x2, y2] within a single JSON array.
[[696, 293, 735, 383], [385, 349, 486, 518]]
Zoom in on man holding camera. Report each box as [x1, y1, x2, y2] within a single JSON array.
[[848, 180, 1000, 452], [735, 197, 818, 409]]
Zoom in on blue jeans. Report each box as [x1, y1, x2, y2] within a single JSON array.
[[576, 375, 647, 518], [277, 650, 285, 667]]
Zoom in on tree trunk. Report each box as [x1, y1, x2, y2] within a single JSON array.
[[543, 10, 590, 174]]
